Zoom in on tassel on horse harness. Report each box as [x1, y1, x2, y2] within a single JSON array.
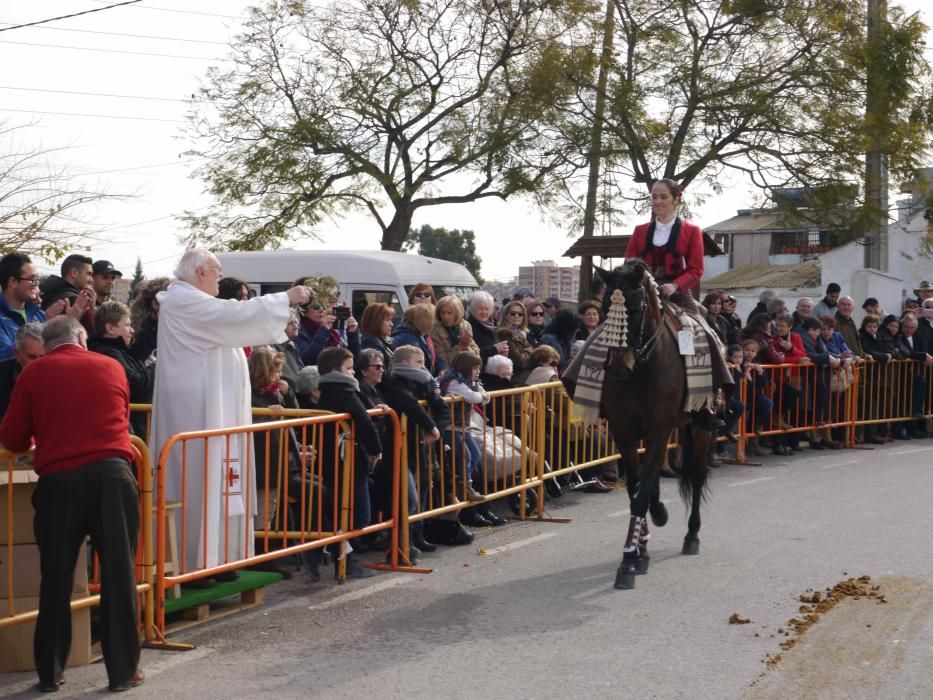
[[606, 271, 666, 369]]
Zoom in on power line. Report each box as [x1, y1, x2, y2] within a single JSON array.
[[0, 0, 142, 33], [1, 39, 223, 61], [0, 107, 186, 124], [86, 0, 244, 20], [0, 85, 186, 103], [0, 22, 228, 45]]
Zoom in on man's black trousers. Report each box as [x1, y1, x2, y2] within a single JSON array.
[[32, 457, 140, 688]]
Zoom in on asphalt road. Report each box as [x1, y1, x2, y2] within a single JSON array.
[[2, 439, 932, 699]]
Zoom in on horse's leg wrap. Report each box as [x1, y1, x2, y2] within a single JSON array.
[[616, 515, 643, 589], [623, 515, 644, 555], [635, 519, 650, 574]]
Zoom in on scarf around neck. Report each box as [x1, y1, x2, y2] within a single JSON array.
[[318, 371, 360, 393], [391, 363, 435, 387]]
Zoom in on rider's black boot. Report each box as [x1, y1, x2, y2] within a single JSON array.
[[691, 409, 725, 432]]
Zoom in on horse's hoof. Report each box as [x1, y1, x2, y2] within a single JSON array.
[[634, 555, 650, 575], [614, 567, 636, 590], [682, 538, 700, 555], [649, 501, 668, 527]]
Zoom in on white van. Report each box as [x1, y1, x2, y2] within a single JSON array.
[[214, 249, 479, 317]]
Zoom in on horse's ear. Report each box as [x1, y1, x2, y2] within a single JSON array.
[[593, 265, 610, 282]]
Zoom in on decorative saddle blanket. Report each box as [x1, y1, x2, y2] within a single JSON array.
[[566, 288, 726, 426]]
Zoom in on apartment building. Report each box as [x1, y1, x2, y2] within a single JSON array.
[[518, 260, 580, 301]]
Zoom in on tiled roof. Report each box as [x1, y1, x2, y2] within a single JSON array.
[[703, 260, 822, 290], [562, 233, 725, 257], [705, 208, 854, 234]]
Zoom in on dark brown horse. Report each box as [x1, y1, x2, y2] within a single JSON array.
[[594, 260, 711, 590]]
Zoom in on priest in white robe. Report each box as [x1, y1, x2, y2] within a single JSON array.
[[150, 249, 311, 574]]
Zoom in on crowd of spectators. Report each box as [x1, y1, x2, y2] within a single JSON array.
[[699, 280, 933, 469], [3, 246, 931, 585]]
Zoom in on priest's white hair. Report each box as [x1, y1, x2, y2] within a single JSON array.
[[174, 248, 216, 283]]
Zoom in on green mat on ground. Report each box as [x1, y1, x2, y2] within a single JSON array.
[[163, 570, 283, 615]]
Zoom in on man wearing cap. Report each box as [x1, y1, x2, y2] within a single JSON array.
[[542, 297, 561, 320], [92, 260, 123, 306], [914, 281, 933, 307]]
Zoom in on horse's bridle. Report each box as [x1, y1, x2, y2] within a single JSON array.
[[611, 282, 667, 369]]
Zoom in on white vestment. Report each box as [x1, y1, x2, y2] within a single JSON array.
[[150, 280, 290, 572]]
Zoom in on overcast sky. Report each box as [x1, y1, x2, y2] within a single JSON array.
[[2, 0, 930, 283]]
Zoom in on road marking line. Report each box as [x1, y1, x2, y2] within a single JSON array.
[[819, 459, 859, 469], [484, 532, 558, 555], [572, 583, 611, 600], [143, 645, 215, 678], [890, 447, 932, 456], [607, 498, 673, 519], [307, 575, 413, 612], [729, 476, 775, 487]]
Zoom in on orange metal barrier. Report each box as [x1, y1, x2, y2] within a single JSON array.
[[853, 358, 933, 431], [405, 385, 550, 530], [151, 407, 410, 645], [1, 437, 156, 646]]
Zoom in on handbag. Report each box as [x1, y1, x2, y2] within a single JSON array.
[[829, 366, 854, 393]]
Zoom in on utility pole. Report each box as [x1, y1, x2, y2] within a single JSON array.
[[579, 0, 615, 303], [864, 0, 888, 271]]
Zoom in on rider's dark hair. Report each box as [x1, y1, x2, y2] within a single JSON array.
[[546, 309, 579, 339], [652, 178, 683, 199]]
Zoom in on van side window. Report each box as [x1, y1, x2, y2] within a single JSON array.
[[352, 290, 402, 319]]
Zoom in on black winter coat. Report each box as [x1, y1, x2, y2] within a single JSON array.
[[88, 335, 155, 437], [858, 329, 891, 364], [467, 315, 500, 361], [318, 378, 383, 488], [0, 357, 21, 422], [381, 373, 450, 481]]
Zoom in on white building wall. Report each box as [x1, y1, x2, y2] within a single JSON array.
[[820, 211, 931, 317]]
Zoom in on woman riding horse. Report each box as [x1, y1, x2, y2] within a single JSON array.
[[624, 178, 727, 432]]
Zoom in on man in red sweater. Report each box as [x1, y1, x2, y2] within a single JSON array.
[[0, 316, 143, 693]]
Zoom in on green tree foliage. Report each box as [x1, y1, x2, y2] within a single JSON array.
[[184, 0, 591, 252], [403, 224, 484, 284], [557, 0, 932, 228], [129, 256, 145, 298]]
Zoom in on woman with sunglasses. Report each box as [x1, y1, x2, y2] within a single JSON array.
[[524, 301, 547, 347], [295, 297, 360, 367], [721, 294, 742, 345], [409, 283, 437, 306], [496, 300, 533, 379]]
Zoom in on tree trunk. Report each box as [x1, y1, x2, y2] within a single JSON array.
[[381, 204, 415, 251], [579, 0, 615, 304]]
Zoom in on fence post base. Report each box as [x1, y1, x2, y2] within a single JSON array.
[[142, 640, 197, 652], [366, 562, 433, 574]]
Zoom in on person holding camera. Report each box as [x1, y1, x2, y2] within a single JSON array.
[[295, 294, 360, 366]]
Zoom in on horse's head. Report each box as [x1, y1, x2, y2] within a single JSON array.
[[594, 258, 658, 353]]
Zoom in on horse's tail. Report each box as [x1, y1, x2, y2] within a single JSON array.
[[677, 425, 711, 505]]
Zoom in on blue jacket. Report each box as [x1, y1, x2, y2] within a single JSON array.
[[390, 322, 446, 375], [295, 323, 360, 366], [0, 294, 45, 360]]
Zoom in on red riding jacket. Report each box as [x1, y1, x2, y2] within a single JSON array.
[[625, 218, 705, 293]]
